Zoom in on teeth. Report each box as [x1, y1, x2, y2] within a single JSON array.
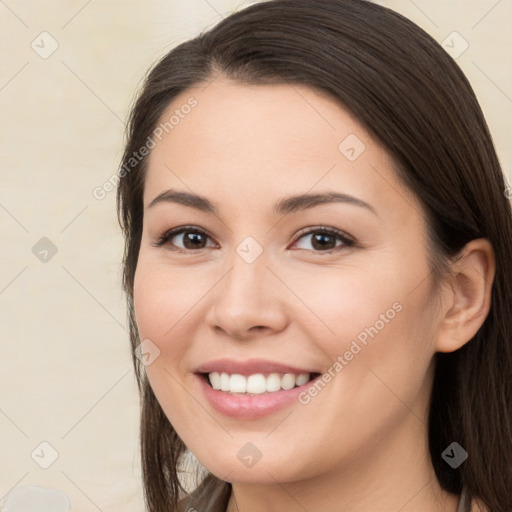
[[229, 374, 246, 393], [208, 372, 311, 394], [247, 374, 266, 394], [220, 372, 230, 392], [281, 373, 296, 390], [296, 373, 310, 386], [266, 373, 281, 392]]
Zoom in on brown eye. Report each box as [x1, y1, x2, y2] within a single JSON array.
[[292, 227, 354, 253], [153, 226, 215, 251], [180, 231, 208, 249], [311, 232, 337, 250]]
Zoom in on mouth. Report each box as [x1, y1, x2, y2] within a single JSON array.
[[194, 359, 323, 418], [199, 371, 321, 396]]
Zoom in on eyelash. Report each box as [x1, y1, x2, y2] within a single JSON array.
[[152, 225, 355, 254]]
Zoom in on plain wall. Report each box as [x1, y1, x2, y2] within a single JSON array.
[[1, 0, 510, 510]]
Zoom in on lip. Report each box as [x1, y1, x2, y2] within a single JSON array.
[[195, 366, 321, 420], [195, 358, 317, 376]]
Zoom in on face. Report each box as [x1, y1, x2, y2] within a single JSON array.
[[133, 78, 442, 484]]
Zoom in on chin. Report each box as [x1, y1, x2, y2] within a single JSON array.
[[192, 444, 314, 485]]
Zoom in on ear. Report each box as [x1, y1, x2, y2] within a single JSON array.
[[435, 238, 495, 353]]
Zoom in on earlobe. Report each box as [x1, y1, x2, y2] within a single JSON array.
[[435, 239, 495, 353]]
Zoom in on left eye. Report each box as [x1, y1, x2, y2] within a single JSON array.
[[291, 228, 354, 252]]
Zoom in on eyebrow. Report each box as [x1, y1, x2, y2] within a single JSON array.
[[147, 189, 377, 216]]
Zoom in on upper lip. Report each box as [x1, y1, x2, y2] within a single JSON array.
[[195, 359, 318, 376]]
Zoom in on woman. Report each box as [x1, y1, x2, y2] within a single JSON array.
[[117, 1, 512, 510]]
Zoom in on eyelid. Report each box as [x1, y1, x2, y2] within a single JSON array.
[[291, 225, 354, 243]]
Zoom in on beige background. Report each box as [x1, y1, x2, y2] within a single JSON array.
[[0, 0, 510, 510]]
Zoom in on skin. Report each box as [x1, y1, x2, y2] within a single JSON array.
[[133, 78, 494, 512]]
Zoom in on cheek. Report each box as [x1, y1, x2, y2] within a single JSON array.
[[283, 268, 437, 465], [286, 257, 437, 377], [281, 263, 403, 345], [133, 260, 207, 353], [133, 261, 210, 431], [133, 270, 169, 348]]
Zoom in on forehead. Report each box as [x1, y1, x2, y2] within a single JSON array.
[[143, 78, 414, 218], [150, 79, 363, 161]]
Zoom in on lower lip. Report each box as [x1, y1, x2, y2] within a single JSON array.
[[196, 374, 318, 420]]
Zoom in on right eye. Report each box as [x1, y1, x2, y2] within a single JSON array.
[[152, 226, 217, 252]]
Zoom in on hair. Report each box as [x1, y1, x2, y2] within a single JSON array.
[[116, 1, 512, 511]]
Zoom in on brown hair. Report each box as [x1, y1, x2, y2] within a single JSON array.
[[117, 1, 512, 511]]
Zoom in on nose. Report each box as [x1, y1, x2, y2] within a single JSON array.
[[205, 246, 288, 340]]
